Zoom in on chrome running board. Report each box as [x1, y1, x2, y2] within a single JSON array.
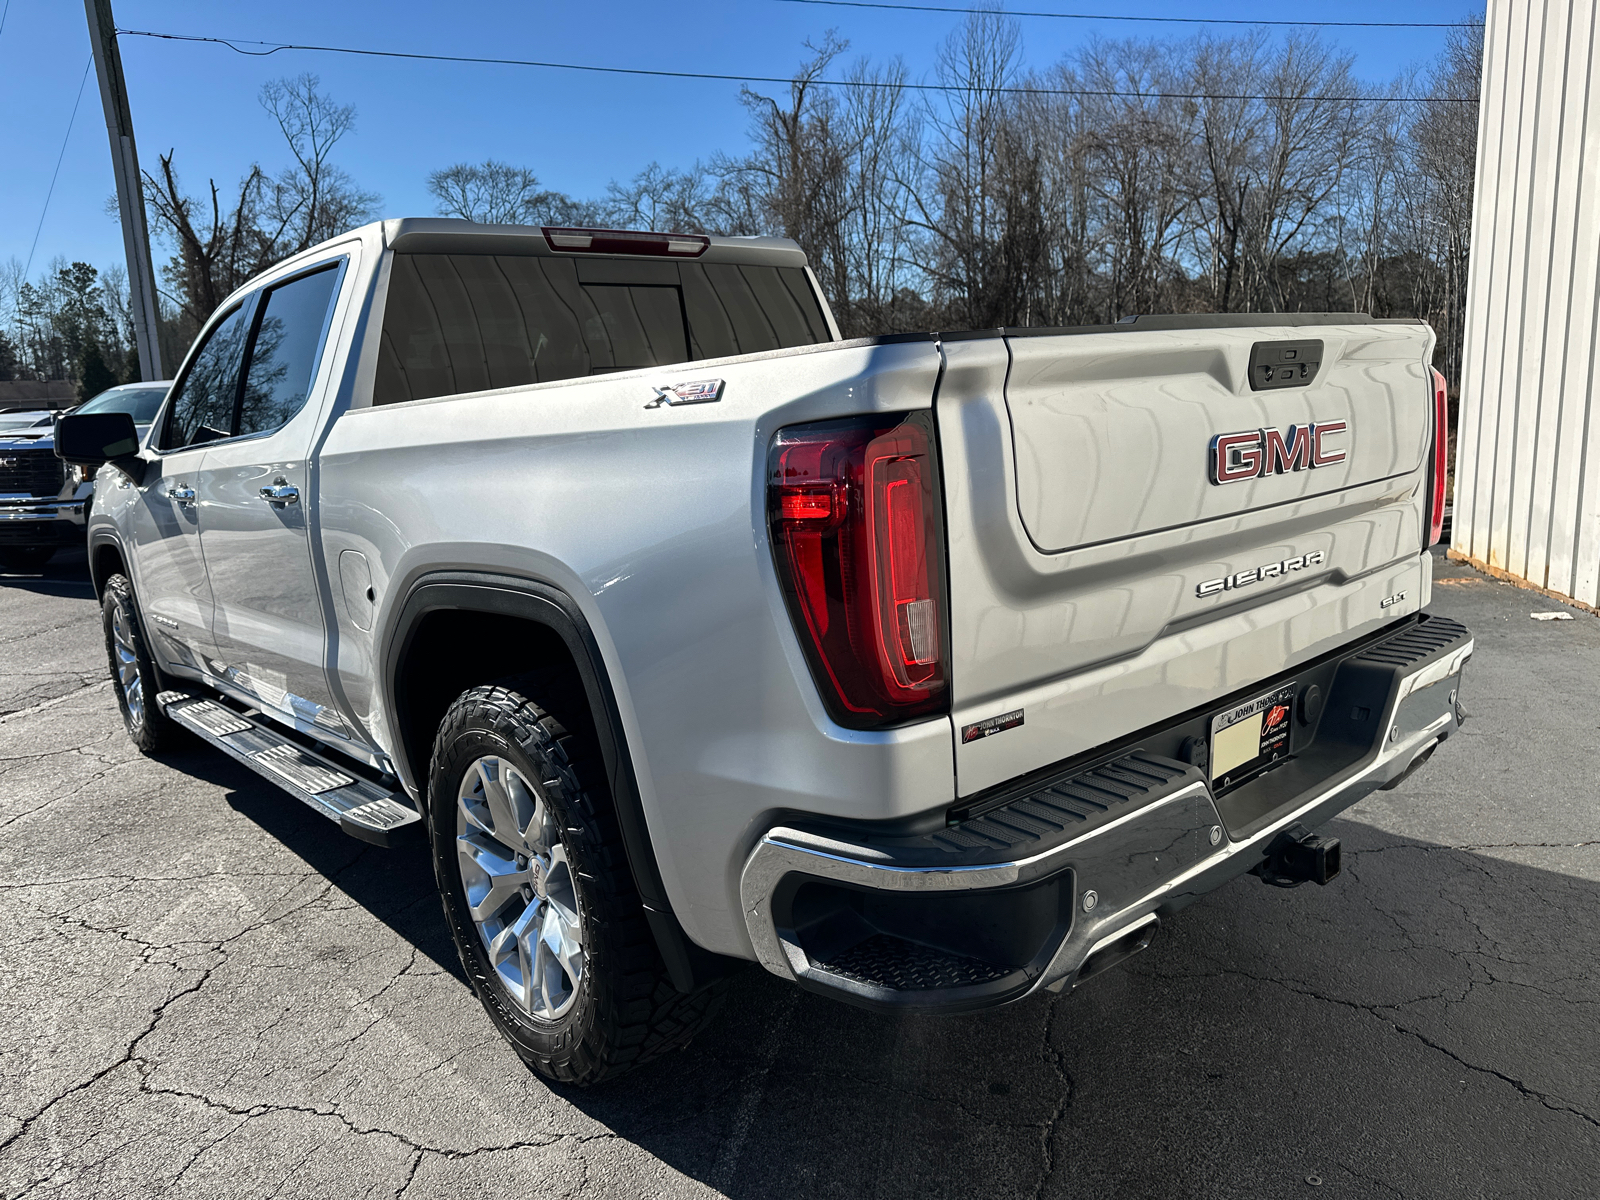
[[156, 690, 422, 847]]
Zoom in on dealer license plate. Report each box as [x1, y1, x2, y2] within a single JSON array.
[[1209, 682, 1296, 788]]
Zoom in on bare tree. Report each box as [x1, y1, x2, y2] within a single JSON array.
[[405, 19, 1493, 347], [528, 191, 606, 228], [142, 75, 376, 336], [709, 41, 923, 335], [717, 35, 852, 267], [0, 260, 25, 376], [1337, 74, 1410, 315], [1076, 38, 1196, 318], [834, 57, 921, 333], [259, 74, 378, 254], [428, 160, 545, 223], [427, 159, 602, 227], [1181, 33, 1366, 313], [910, 9, 1027, 328], [1242, 38, 1363, 310], [143, 154, 273, 331], [1015, 68, 1098, 325], [1406, 20, 1483, 383], [603, 162, 718, 232], [1187, 32, 1266, 311], [100, 263, 134, 352]]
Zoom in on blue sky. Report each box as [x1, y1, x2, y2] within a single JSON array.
[[2, 0, 1482, 282]]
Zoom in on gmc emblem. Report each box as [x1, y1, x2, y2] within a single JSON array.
[[1209, 421, 1347, 485]]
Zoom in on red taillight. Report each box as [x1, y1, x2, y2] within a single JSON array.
[[1428, 368, 1449, 547], [541, 227, 709, 257], [768, 412, 948, 727]]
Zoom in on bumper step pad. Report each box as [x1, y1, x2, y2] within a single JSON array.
[[937, 751, 1196, 857], [814, 749, 1204, 873], [819, 935, 1013, 991], [1349, 614, 1471, 670], [157, 692, 421, 846]]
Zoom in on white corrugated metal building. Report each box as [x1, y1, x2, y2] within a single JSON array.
[[1453, 0, 1600, 609]]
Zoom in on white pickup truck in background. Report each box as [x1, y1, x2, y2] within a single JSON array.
[[0, 382, 168, 571], [56, 219, 1473, 1084]]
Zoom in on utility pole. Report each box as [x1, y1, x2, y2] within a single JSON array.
[[85, 0, 163, 381]]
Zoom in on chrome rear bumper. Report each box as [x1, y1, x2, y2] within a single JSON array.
[[739, 615, 1474, 1012]]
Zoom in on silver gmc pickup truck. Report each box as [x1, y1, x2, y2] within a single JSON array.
[[57, 219, 1473, 1085]]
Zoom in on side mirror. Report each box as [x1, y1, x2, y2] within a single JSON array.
[[55, 411, 140, 466]]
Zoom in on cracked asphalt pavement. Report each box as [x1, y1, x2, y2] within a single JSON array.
[[1, 547, 1596, 1198]]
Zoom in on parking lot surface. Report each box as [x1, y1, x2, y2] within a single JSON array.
[[1, 547, 1596, 1199]]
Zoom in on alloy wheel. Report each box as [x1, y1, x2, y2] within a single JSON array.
[[111, 607, 144, 731], [455, 755, 585, 1020]]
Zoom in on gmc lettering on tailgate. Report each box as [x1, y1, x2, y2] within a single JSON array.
[[1210, 422, 1348, 485]]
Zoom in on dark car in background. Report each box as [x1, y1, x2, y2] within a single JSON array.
[[0, 381, 169, 572]]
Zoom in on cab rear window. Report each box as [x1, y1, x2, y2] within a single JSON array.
[[373, 253, 831, 406]]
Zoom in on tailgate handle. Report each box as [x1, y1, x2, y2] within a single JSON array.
[[1249, 340, 1322, 391]]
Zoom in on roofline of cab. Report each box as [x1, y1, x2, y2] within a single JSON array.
[[378, 217, 810, 269]]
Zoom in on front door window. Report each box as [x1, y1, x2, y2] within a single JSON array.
[[165, 304, 251, 449]]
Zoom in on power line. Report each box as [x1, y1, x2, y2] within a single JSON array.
[[25, 56, 94, 280], [115, 27, 1475, 104], [772, 0, 1483, 30], [0, 1, 13, 44]]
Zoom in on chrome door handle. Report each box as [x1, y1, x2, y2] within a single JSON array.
[[259, 479, 299, 507], [167, 485, 195, 507]]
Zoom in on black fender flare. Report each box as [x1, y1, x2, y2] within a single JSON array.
[[86, 529, 127, 598], [383, 571, 730, 990], [86, 529, 183, 695]]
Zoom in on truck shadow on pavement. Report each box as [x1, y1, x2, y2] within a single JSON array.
[[153, 744, 469, 986], [199, 751, 1600, 1199], [0, 547, 97, 600], [560, 820, 1600, 1198]]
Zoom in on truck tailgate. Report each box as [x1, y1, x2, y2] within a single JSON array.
[[936, 321, 1436, 797]]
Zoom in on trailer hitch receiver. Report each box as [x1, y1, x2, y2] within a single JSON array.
[[1254, 823, 1341, 888]]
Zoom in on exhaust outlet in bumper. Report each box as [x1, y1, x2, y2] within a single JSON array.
[[1073, 914, 1159, 986]]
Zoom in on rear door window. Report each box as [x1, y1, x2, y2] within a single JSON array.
[[237, 264, 341, 437], [375, 253, 831, 406]]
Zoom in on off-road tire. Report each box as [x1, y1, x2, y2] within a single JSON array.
[[428, 684, 725, 1085], [0, 546, 56, 572], [101, 573, 179, 754]]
